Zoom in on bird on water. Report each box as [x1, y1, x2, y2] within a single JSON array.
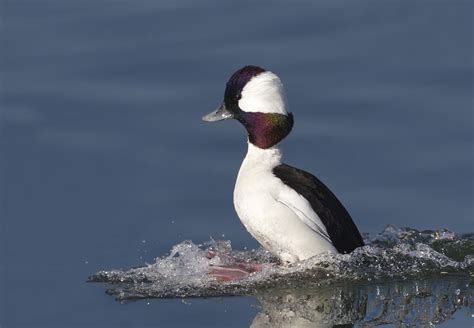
[[202, 65, 364, 279]]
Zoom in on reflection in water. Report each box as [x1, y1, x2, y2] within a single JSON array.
[[252, 285, 366, 328], [251, 277, 471, 327], [90, 227, 473, 326]]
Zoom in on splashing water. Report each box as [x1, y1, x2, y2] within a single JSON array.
[[89, 226, 473, 325], [89, 226, 473, 297]]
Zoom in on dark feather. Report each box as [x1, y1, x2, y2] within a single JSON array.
[[273, 164, 364, 254]]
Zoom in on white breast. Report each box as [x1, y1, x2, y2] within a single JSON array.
[[233, 143, 337, 263]]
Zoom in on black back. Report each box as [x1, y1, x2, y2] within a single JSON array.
[[273, 164, 364, 254]]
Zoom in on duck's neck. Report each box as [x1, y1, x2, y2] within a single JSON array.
[[237, 112, 294, 149], [243, 142, 283, 168]]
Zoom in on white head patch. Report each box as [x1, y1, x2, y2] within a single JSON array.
[[238, 71, 288, 115]]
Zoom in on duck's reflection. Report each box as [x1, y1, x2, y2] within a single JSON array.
[[250, 277, 471, 327]]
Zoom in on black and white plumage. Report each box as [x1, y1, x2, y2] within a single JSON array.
[[203, 65, 364, 263], [273, 164, 364, 254]]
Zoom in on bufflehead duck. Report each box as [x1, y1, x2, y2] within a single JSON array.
[[203, 65, 364, 265]]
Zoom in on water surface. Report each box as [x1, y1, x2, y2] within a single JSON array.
[[1, 0, 473, 327]]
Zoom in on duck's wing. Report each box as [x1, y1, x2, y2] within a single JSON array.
[[273, 164, 364, 254], [275, 184, 334, 244]]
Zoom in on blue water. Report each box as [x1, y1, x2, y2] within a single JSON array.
[[1, 1, 473, 327]]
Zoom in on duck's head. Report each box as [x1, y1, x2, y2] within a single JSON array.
[[202, 65, 293, 149]]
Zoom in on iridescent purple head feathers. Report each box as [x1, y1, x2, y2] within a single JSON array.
[[203, 65, 293, 149]]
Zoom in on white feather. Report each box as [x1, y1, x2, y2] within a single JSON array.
[[238, 71, 288, 115], [276, 187, 332, 243], [234, 143, 337, 264]]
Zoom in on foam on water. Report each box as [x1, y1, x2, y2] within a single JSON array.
[[89, 226, 473, 325], [89, 226, 473, 299]]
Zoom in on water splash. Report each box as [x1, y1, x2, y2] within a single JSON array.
[[89, 226, 473, 325], [90, 226, 473, 296]]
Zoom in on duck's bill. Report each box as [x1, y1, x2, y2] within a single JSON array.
[[202, 103, 233, 122]]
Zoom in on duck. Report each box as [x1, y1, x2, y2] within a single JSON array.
[[202, 65, 364, 267]]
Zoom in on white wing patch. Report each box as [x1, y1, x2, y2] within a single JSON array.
[[276, 185, 332, 243]]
